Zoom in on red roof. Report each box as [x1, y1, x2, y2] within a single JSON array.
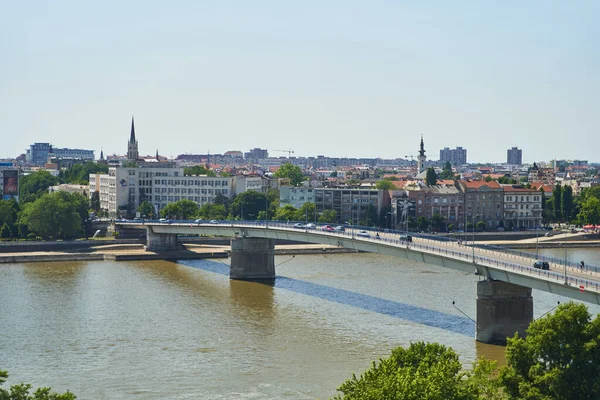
[[460, 180, 501, 189]]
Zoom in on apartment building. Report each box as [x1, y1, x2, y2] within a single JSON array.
[[502, 186, 543, 229], [457, 180, 504, 229], [314, 188, 389, 224]]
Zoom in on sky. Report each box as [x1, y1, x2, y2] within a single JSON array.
[[1, 1, 598, 163]]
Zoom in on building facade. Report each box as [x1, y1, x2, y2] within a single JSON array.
[[502, 186, 543, 229], [439, 147, 467, 166], [406, 182, 465, 229], [90, 166, 233, 218], [457, 180, 504, 229], [507, 147, 522, 165], [26, 143, 94, 165], [279, 186, 316, 209], [314, 188, 389, 224]]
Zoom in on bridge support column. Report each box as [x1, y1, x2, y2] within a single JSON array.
[[146, 227, 179, 252], [476, 280, 533, 345], [230, 237, 275, 280]]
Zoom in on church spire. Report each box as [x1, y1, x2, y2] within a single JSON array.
[[419, 134, 425, 157], [156, 149, 159, 161], [417, 135, 427, 174], [130, 116, 136, 142]]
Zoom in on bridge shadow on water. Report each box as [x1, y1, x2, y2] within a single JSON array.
[[178, 259, 475, 337]]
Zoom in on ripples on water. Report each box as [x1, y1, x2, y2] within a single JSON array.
[[1, 250, 599, 399]]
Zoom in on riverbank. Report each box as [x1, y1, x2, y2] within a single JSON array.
[[0, 243, 357, 264]]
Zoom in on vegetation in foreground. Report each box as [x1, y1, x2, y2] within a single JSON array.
[[334, 302, 600, 400], [0, 370, 76, 400]]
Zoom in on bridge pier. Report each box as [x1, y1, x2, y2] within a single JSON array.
[[146, 227, 179, 252], [476, 280, 533, 345], [230, 237, 275, 280]]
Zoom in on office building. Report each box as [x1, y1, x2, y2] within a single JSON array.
[[25, 143, 95, 165], [507, 147, 522, 165]]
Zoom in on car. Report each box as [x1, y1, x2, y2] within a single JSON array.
[[334, 226, 346, 232], [209, 220, 218, 224], [321, 225, 334, 232], [357, 230, 370, 238], [194, 219, 203, 224], [305, 223, 316, 229], [293, 223, 305, 229], [133, 217, 142, 222], [533, 261, 550, 270], [159, 218, 168, 223], [399, 234, 413, 242]]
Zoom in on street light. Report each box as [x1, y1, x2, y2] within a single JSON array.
[[563, 244, 568, 285], [387, 211, 393, 230], [472, 214, 479, 262]]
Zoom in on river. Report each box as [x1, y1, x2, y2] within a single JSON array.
[[1, 249, 599, 399]]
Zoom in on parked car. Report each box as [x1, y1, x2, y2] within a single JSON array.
[[334, 226, 346, 232], [293, 223, 305, 229], [399, 234, 413, 242], [357, 230, 371, 238], [305, 223, 317, 229], [321, 225, 334, 232], [533, 261, 550, 270]]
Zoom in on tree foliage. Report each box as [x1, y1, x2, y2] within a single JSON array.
[[578, 197, 600, 224], [561, 185, 574, 222], [230, 191, 267, 220], [198, 203, 227, 220], [183, 165, 216, 177], [375, 179, 395, 190], [18, 193, 85, 240], [59, 162, 108, 185], [19, 170, 60, 204], [0, 369, 76, 399], [318, 209, 337, 223], [425, 168, 438, 186], [160, 199, 199, 219], [552, 184, 562, 221], [439, 162, 454, 180], [274, 163, 304, 186], [430, 213, 445, 231], [500, 302, 600, 400], [137, 201, 154, 218]]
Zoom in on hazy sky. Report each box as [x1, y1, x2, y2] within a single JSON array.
[[1, 1, 598, 163]]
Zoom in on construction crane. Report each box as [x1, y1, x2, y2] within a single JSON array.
[[405, 154, 415, 161], [273, 149, 295, 158]]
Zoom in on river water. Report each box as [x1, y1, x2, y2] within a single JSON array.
[[1, 249, 599, 399]]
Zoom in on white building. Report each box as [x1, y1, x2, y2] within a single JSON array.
[[502, 186, 543, 229], [233, 174, 266, 196], [90, 165, 233, 218], [279, 186, 316, 209]]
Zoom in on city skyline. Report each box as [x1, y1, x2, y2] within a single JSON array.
[[1, 1, 598, 162]]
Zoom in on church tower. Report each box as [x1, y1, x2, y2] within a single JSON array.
[[127, 116, 139, 162], [417, 135, 426, 174]]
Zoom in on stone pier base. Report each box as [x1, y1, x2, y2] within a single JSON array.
[[476, 280, 533, 345], [230, 237, 275, 280], [146, 228, 179, 252]]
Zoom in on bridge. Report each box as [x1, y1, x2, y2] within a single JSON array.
[[116, 220, 600, 344]]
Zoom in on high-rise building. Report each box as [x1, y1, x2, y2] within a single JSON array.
[[439, 147, 467, 165], [127, 116, 139, 162], [507, 147, 522, 165], [244, 148, 269, 161], [25, 142, 95, 165]]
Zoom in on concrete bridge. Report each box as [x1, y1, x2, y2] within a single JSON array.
[[116, 220, 600, 344]]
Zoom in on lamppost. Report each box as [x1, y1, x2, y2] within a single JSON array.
[[472, 214, 478, 262], [563, 244, 568, 285], [265, 195, 268, 226], [387, 211, 392, 230]]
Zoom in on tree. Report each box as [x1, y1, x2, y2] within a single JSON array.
[[0, 199, 20, 237], [375, 179, 395, 190], [137, 201, 154, 219], [425, 168, 437, 186], [230, 191, 268, 220], [19, 170, 60, 204], [417, 216, 430, 232], [577, 197, 600, 224], [198, 203, 227, 220], [484, 175, 493, 182], [430, 213, 445, 232], [552, 184, 562, 221], [0, 222, 12, 239], [19, 193, 83, 239], [439, 161, 454, 180], [335, 342, 490, 400], [0, 369, 76, 399], [273, 204, 299, 221], [561, 185, 574, 222], [273, 163, 304, 186], [183, 165, 216, 177], [318, 209, 337, 223], [212, 194, 230, 214], [298, 202, 316, 222], [59, 162, 108, 185], [500, 302, 600, 400], [160, 199, 199, 220], [476, 220, 487, 231], [90, 191, 100, 214]]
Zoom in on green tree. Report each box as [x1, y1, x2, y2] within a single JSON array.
[[212, 194, 230, 214], [484, 175, 493, 182], [334, 342, 485, 400], [298, 202, 317, 222], [0, 222, 12, 239], [500, 302, 600, 400], [230, 191, 268, 220], [561, 185, 574, 222], [198, 203, 227, 220], [375, 179, 395, 190], [578, 197, 600, 224], [183, 165, 216, 177], [90, 191, 100, 214], [19, 193, 83, 239], [19, 170, 60, 204], [160, 199, 199, 219], [417, 216, 430, 232], [273, 163, 304, 186], [552, 184, 562, 221], [0, 199, 20, 237], [0, 369, 76, 399], [359, 204, 378, 227], [318, 209, 337, 223], [137, 201, 154, 219], [59, 162, 108, 185], [430, 213, 445, 231], [273, 204, 299, 221], [439, 161, 454, 180], [425, 168, 437, 186], [476, 220, 487, 231]]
